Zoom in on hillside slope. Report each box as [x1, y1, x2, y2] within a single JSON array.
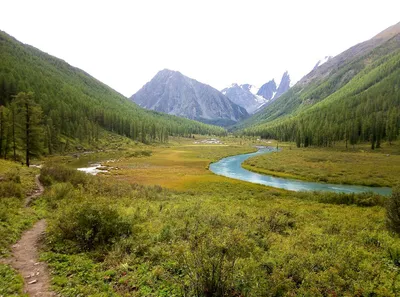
[[0, 31, 225, 156], [240, 22, 400, 147]]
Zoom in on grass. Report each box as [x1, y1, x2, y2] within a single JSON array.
[[0, 160, 39, 256], [243, 142, 400, 187], [32, 137, 400, 296], [0, 264, 27, 296], [107, 139, 257, 190], [1, 136, 400, 296], [0, 160, 39, 295]]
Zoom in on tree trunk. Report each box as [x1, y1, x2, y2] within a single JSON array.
[[25, 102, 30, 167]]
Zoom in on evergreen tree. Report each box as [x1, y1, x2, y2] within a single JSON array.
[[13, 92, 43, 166]]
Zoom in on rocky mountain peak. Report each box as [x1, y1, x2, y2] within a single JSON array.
[[131, 70, 248, 126]]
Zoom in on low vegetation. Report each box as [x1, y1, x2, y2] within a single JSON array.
[[0, 264, 26, 296], [0, 160, 38, 295], [0, 160, 38, 256], [387, 187, 400, 235], [1, 138, 400, 296], [31, 140, 399, 296]]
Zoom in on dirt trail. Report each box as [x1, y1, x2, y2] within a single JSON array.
[[25, 175, 45, 207], [2, 174, 55, 296]]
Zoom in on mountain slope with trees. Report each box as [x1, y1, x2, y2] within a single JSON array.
[[0, 31, 225, 162], [240, 22, 400, 148]]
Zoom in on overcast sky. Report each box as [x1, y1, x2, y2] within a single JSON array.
[[1, 0, 399, 97]]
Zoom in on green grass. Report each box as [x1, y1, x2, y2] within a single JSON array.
[[0, 160, 39, 257], [36, 140, 400, 296], [243, 143, 400, 187], [0, 264, 27, 296], [0, 160, 40, 294]]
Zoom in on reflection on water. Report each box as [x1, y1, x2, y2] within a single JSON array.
[[209, 147, 392, 196]]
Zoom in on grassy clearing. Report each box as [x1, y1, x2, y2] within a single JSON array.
[[243, 142, 400, 187], [107, 138, 257, 190], [31, 137, 400, 296]]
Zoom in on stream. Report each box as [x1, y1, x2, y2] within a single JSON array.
[[209, 147, 392, 196]]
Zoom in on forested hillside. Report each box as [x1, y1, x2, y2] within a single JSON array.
[[240, 25, 400, 148], [0, 30, 225, 161]]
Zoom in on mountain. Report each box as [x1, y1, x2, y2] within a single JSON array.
[[312, 56, 332, 71], [239, 21, 400, 148], [274, 71, 291, 99], [0, 30, 225, 156], [131, 69, 248, 126], [257, 80, 277, 100], [221, 72, 292, 114], [221, 83, 266, 114]]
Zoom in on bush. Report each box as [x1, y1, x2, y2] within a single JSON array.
[[386, 187, 400, 235], [178, 230, 255, 297], [127, 150, 152, 158], [43, 182, 76, 209], [301, 191, 386, 207], [40, 165, 88, 187], [0, 264, 25, 296], [0, 181, 23, 199], [50, 198, 132, 251], [268, 209, 296, 234]]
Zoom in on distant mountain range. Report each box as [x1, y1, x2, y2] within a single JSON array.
[[131, 69, 249, 126], [221, 71, 291, 114]]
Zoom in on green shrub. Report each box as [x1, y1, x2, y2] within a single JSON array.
[[43, 182, 76, 209], [178, 230, 255, 297], [0, 181, 23, 199], [268, 209, 296, 234], [127, 150, 152, 158], [0, 264, 25, 296], [301, 191, 385, 207], [5, 169, 21, 184], [40, 165, 88, 187], [386, 187, 400, 235], [50, 198, 132, 251], [388, 245, 400, 267]]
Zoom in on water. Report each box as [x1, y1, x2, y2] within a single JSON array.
[[209, 147, 392, 196], [77, 163, 108, 175]]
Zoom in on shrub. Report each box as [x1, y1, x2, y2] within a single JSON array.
[[0, 264, 25, 296], [268, 209, 296, 234], [301, 191, 386, 207], [178, 230, 255, 297], [40, 165, 88, 187], [50, 198, 132, 251], [386, 187, 400, 235], [0, 181, 23, 199], [44, 182, 76, 209]]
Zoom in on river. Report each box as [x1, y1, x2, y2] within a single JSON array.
[[209, 147, 392, 196]]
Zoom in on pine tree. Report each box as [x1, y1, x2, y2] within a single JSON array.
[[13, 92, 43, 166]]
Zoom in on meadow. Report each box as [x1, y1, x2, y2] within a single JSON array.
[[243, 142, 400, 187], [1, 136, 400, 296]]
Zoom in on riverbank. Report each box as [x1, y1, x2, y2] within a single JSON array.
[[243, 143, 400, 188], [2, 137, 400, 296]]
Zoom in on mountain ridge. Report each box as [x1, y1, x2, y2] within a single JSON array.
[[238, 21, 400, 148], [0, 30, 225, 157], [221, 72, 291, 114], [131, 69, 248, 126]]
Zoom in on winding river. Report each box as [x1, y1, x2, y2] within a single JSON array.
[[209, 147, 392, 196]]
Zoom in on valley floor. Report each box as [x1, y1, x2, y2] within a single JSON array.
[[243, 142, 400, 187], [1, 136, 400, 296]]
